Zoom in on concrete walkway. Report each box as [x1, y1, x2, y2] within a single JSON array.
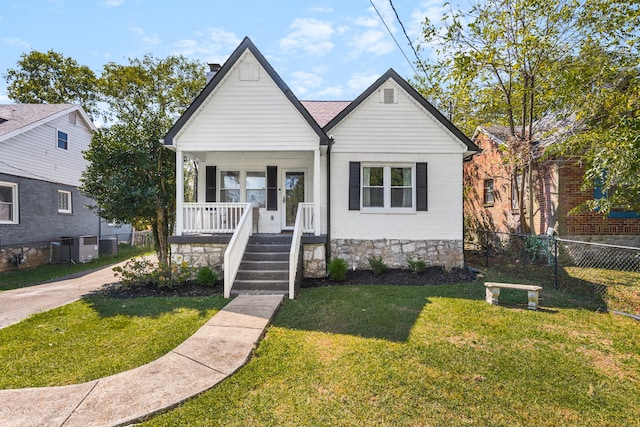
[[0, 264, 283, 427], [0, 258, 151, 329]]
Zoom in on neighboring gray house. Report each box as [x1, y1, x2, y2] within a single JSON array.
[[0, 104, 129, 270], [165, 37, 477, 298]]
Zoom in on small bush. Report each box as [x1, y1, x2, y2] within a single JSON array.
[[368, 256, 388, 275], [197, 267, 219, 287], [113, 258, 155, 287], [407, 257, 426, 274], [327, 258, 349, 281], [113, 258, 194, 288]]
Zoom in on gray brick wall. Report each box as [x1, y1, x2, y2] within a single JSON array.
[[0, 173, 100, 247]]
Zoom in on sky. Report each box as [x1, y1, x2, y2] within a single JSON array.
[[0, 0, 445, 105]]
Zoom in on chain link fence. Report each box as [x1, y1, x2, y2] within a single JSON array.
[[465, 229, 640, 316]]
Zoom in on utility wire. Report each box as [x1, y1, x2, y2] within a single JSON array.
[[368, 0, 418, 76], [388, 0, 430, 78]]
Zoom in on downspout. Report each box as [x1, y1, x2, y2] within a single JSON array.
[[326, 135, 334, 264]]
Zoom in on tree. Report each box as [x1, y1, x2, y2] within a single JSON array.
[[82, 55, 204, 264], [420, 0, 580, 233], [418, 0, 640, 230], [3, 50, 99, 118]]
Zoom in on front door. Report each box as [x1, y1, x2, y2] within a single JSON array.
[[283, 171, 305, 229]]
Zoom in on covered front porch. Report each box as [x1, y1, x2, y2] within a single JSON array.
[[170, 149, 327, 299], [174, 149, 325, 237]]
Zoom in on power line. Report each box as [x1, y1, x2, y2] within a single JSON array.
[[368, 0, 418, 76], [388, 0, 430, 77]]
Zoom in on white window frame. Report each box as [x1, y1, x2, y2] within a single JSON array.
[[219, 170, 241, 203], [484, 179, 495, 206], [361, 163, 415, 212], [219, 169, 269, 207], [245, 170, 266, 208], [58, 190, 72, 214], [0, 181, 18, 224], [57, 129, 68, 150]]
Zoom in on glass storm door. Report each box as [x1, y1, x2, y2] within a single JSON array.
[[283, 171, 305, 229]]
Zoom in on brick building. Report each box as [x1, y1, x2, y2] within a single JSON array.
[[464, 121, 640, 246]]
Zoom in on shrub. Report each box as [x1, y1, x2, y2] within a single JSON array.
[[113, 258, 194, 288], [368, 256, 388, 275], [327, 258, 349, 281], [407, 257, 426, 274], [197, 266, 219, 287], [113, 257, 155, 287]]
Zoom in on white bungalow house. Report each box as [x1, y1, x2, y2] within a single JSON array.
[[164, 37, 477, 298]]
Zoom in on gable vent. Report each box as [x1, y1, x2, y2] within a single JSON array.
[[382, 88, 395, 104]]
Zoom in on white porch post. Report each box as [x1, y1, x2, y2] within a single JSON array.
[[313, 148, 321, 236], [175, 149, 184, 236]]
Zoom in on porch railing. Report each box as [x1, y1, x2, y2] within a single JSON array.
[[289, 203, 307, 300], [300, 202, 315, 234], [224, 203, 253, 298], [182, 203, 247, 234]]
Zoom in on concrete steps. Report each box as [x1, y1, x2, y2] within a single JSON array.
[[231, 235, 292, 297]]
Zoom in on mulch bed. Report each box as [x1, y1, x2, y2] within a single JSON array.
[[302, 266, 477, 288], [94, 267, 477, 299]]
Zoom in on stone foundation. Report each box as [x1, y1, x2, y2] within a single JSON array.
[[0, 245, 51, 273], [330, 239, 464, 271], [303, 243, 326, 278], [170, 243, 227, 272]]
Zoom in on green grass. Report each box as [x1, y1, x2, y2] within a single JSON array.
[[143, 284, 640, 426], [0, 295, 227, 389], [0, 244, 153, 291], [564, 266, 640, 315]]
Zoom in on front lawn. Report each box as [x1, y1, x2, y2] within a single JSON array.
[[143, 284, 640, 426], [0, 295, 227, 389]]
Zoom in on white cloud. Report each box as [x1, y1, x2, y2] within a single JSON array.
[[279, 18, 335, 56], [410, 1, 444, 40], [346, 0, 397, 58], [128, 27, 161, 46], [313, 85, 345, 99], [104, 0, 124, 6], [2, 37, 30, 51], [172, 28, 240, 64], [289, 70, 324, 96], [368, 0, 397, 33], [347, 72, 380, 93], [349, 30, 394, 57]]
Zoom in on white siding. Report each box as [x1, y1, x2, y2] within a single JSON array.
[[328, 78, 466, 241], [329, 79, 468, 155], [193, 151, 327, 234], [330, 153, 463, 240], [175, 50, 319, 152], [0, 113, 92, 186]]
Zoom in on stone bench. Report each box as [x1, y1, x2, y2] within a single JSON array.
[[484, 282, 543, 310]]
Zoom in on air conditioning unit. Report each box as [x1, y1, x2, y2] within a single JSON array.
[[99, 238, 118, 255], [51, 236, 99, 263]]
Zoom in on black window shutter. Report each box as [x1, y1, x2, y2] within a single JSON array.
[[267, 166, 277, 211], [349, 161, 361, 211], [416, 162, 428, 211], [205, 166, 216, 202]]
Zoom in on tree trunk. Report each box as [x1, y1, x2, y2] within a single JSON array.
[[155, 202, 169, 265]]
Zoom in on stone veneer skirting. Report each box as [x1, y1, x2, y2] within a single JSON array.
[[0, 245, 51, 273], [330, 239, 464, 271], [169, 239, 328, 278]]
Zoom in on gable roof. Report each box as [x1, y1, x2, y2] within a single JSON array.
[[473, 112, 581, 158], [323, 68, 478, 155], [0, 104, 96, 143], [165, 37, 329, 146]]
